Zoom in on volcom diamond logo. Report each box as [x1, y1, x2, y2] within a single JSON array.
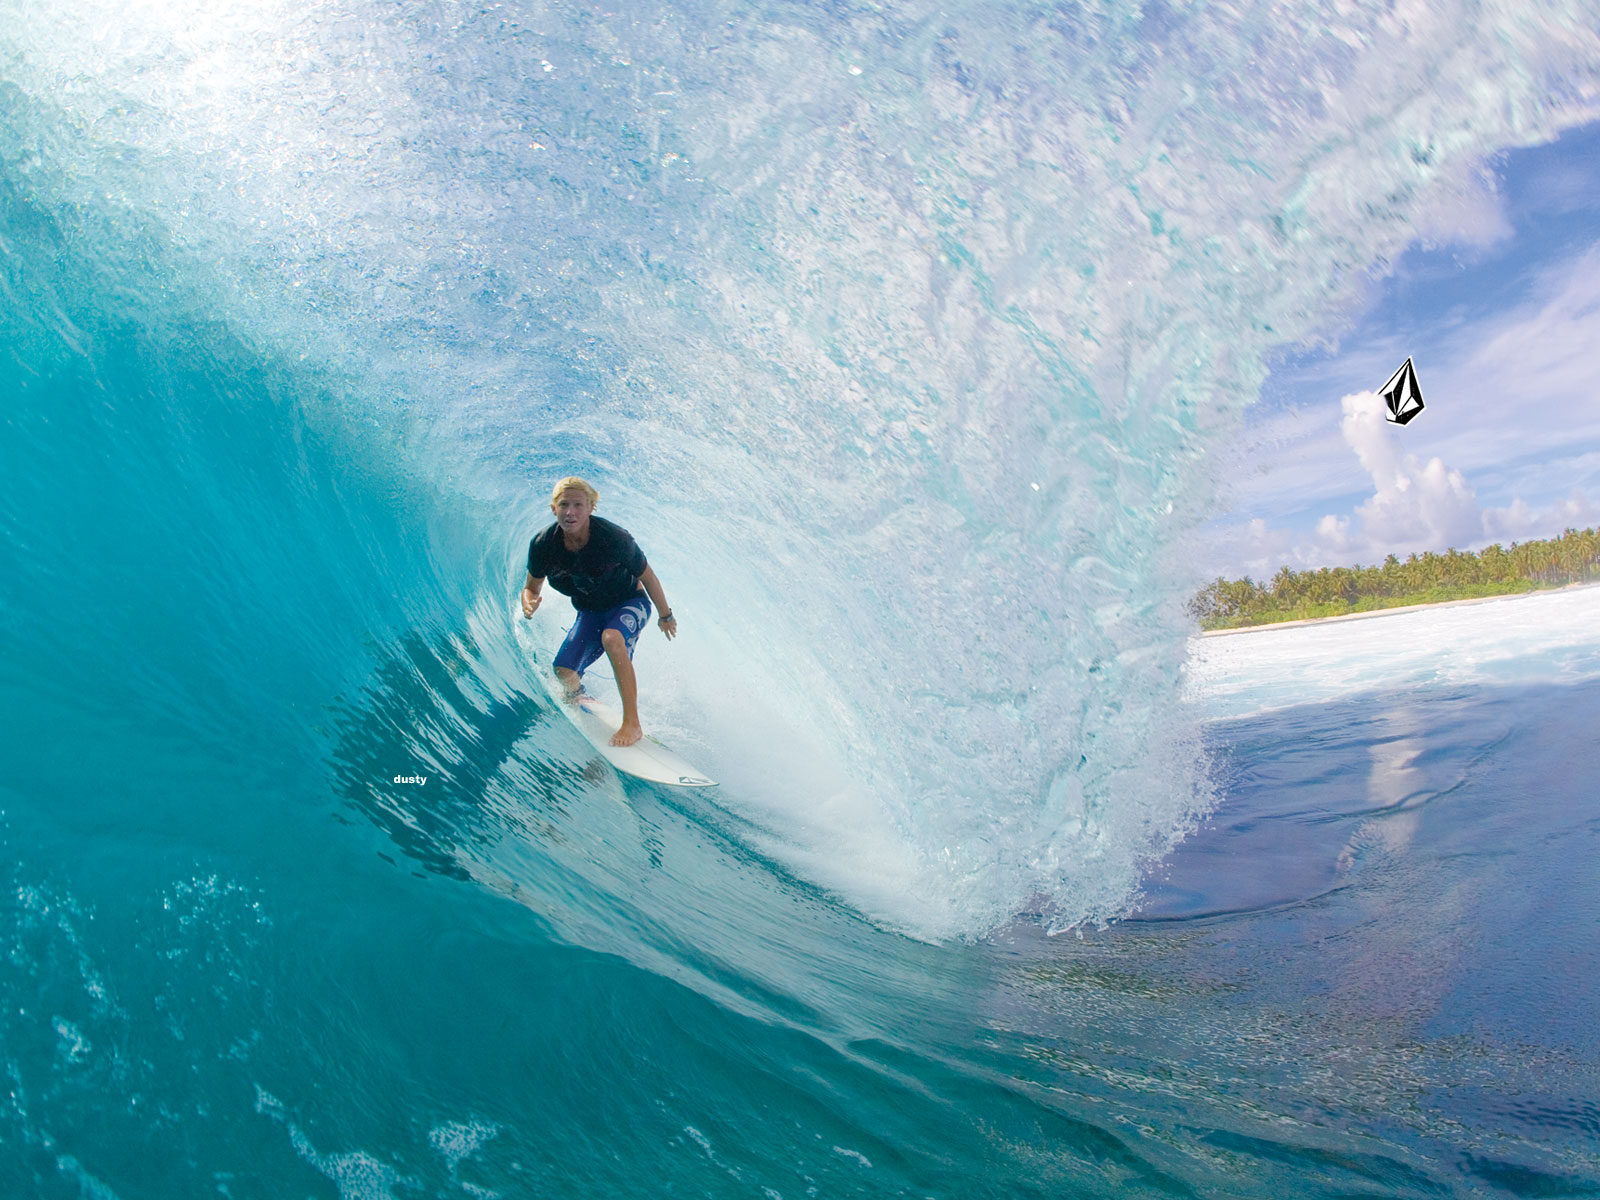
[[1380, 357, 1424, 425]]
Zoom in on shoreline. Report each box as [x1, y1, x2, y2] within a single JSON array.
[[1198, 581, 1600, 637]]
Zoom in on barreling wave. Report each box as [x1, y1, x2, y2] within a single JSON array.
[[4, 0, 1599, 939]]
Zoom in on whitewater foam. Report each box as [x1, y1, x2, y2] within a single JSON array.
[[1185, 584, 1600, 721]]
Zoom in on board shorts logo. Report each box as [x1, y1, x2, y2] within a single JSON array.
[[616, 604, 645, 635]]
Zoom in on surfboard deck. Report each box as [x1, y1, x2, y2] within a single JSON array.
[[561, 693, 717, 789]]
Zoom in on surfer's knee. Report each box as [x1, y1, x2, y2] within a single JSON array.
[[600, 627, 626, 654]]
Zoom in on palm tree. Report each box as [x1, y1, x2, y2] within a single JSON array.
[[1192, 526, 1600, 628]]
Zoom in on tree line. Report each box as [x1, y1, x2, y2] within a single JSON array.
[[1191, 526, 1600, 630]]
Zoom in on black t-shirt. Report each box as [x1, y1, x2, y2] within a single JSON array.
[[527, 515, 648, 612]]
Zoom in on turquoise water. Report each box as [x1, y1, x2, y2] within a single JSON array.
[[4, 2, 1600, 1195]]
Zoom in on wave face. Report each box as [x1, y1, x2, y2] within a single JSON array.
[[5, 2, 1600, 950]]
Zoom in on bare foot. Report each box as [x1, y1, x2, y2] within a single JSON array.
[[610, 722, 643, 748]]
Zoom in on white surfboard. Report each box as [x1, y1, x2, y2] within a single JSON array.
[[561, 693, 717, 789]]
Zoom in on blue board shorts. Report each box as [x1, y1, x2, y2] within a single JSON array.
[[553, 594, 653, 677]]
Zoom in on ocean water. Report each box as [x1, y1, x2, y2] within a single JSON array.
[[4, 2, 1600, 1196]]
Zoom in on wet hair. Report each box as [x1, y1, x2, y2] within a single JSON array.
[[549, 475, 600, 510]]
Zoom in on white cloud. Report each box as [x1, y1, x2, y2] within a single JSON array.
[[1484, 489, 1600, 542], [1228, 517, 1295, 580], [1337, 390, 1483, 551], [1211, 390, 1599, 572], [1227, 234, 1600, 514], [1202, 225, 1600, 578], [1434, 243, 1600, 469]]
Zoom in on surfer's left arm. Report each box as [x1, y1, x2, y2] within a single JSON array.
[[639, 565, 676, 640], [520, 571, 544, 618]]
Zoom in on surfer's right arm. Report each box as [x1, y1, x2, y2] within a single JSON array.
[[521, 572, 544, 618]]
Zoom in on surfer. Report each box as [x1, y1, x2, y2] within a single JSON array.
[[520, 476, 677, 747]]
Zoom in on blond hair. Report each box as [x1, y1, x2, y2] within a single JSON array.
[[549, 475, 600, 510]]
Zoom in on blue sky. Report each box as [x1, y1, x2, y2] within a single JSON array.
[[1201, 119, 1600, 579]]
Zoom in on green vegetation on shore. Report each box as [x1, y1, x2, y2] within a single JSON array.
[[1191, 526, 1600, 631]]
